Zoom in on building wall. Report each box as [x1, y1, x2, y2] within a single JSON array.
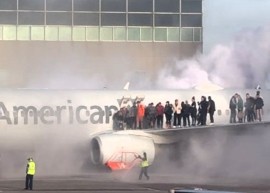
[[0, 0, 202, 88], [0, 41, 201, 88]]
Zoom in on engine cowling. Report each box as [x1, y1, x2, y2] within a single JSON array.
[[90, 132, 155, 170]]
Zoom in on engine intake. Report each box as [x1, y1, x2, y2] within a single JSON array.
[[90, 133, 155, 169]]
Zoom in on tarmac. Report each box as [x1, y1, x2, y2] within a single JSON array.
[[1, 174, 270, 193]]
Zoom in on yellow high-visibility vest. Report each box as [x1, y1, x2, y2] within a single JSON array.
[[27, 161, 36, 175], [140, 160, 149, 168]]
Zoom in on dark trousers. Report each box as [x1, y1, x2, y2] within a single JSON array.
[[127, 117, 136, 129], [156, 115, 163, 128], [183, 115, 190, 127], [191, 113, 196, 126], [139, 167, 149, 180], [173, 113, 181, 127], [209, 111, 214, 123], [201, 112, 207, 125], [230, 109, 236, 123], [247, 109, 254, 122], [165, 114, 172, 127], [25, 174, 34, 190]]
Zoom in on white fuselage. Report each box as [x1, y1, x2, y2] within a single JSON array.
[[0, 88, 268, 174]]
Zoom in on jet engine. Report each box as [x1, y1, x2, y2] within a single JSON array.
[[90, 132, 155, 170]]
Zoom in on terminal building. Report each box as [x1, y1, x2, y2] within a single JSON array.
[[0, 0, 202, 88]]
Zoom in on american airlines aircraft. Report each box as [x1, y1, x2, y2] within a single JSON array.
[[0, 88, 268, 172]]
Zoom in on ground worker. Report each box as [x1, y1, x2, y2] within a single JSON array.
[[136, 152, 150, 180], [24, 157, 36, 190]]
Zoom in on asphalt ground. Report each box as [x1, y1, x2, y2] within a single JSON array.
[[1, 174, 270, 193]]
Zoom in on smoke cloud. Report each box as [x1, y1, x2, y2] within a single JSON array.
[[157, 25, 270, 89], [145, 125, 270, 186], [0, 124, 93, 178]]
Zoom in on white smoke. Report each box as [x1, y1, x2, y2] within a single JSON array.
[[157, 25, 270, 89]]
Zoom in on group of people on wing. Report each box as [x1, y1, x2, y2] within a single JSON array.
[[171, 96, 215, 128], [113, 95, 216, 130], [229, 91, 264, 123]]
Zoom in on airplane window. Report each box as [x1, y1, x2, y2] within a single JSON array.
[[217, 109, 221, 116], [225, 109, 230, 116]]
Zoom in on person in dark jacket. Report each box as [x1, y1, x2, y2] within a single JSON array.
[[126, 102, 137, 129], [207, 96, 216, 125], [235, 93, 244, 123], [255, 92, 264, 121], [197, 101, 202, 125], [229, 95, 237, 123], [200, 96, 208, 126], [164, 101, 173, 128], [183, 100, 191, 127], [190, 96, 197, 126], [245, 93, 255, 122]]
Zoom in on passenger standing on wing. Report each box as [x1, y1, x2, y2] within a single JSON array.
[[148, 103, 156, 128], [137, 152, 150, 181], [173, 99, 181, 128], [164, 101, 173, 128], [126, 102, 137, 129], [118, 108, 125, 129], [229, 95, 237, 123], [190, 96, 197, 126], [207, 96, 216, 125], [180, 101, 185, 126], [236, 93, 244, 123], [250, 95, 256, 121], [24, 158, 36, 190], [255, 92, 264, 122], [136, 101, 145, 129], [183, 100, 191, 127], [112, 110, 121, 130], [144, 103, 151, 128], [156, 102, 164, 129], [200, 96, 208, 125], [122, 107, 129, 129], [245, 93, 254, 122], [197, 101, 202, 125]]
